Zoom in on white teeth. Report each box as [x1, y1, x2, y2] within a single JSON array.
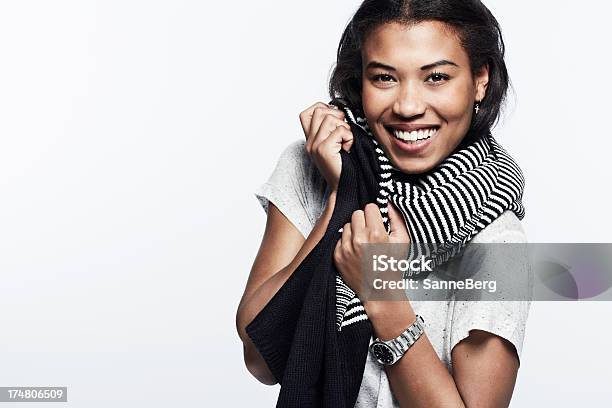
[[391, 127, 438, 143]]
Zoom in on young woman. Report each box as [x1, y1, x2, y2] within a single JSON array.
[[236, 1, 530, 406]]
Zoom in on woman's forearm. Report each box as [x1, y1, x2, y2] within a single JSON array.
[[364, 300, 466, 408], [236, 191, 337, 382]]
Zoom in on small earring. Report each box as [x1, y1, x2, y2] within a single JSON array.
[[474, 101, 481, 115]]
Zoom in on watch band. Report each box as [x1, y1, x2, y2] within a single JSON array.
[[369, 315, 426, 365]]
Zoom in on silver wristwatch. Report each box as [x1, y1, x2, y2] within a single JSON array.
[[369, 315, 425, 365]]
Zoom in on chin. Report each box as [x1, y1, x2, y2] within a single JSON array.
[[392, 159, 437, 175], [387, 146, 441, 174]]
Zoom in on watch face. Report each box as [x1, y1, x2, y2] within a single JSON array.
[[371, 342, 395, 365]]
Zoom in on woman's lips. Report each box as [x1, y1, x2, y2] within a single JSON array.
[[385, 125, 438, 155]]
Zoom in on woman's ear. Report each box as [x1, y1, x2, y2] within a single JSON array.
[[475, 63, 490, 101]]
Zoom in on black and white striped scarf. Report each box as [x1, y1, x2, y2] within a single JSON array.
[[334, 99, 525, 332], [246, 97, 525, 408]]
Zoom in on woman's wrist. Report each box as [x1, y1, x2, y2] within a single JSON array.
[[364, 299, 417, 340]]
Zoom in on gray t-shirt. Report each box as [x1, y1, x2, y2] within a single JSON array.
[[255, 139, 531, 407]]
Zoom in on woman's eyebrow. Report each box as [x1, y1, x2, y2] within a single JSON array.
[[365, 59, 459, 71], [420, 59, 459, 70]]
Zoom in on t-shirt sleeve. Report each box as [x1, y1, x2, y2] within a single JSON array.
[[254, 139, 329, 239], [448, 212, 532, 367]]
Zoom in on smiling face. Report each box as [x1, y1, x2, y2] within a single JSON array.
[[361, 20, 489, 174]]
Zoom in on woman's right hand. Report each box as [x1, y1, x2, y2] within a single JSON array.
[[299, 102, 354, 192]]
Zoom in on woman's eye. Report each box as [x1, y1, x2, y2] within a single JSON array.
[[372, 74, 395, 83], [426, 72, 450, 83]]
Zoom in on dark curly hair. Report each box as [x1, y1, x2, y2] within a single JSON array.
[[328, 0, 510, 136]]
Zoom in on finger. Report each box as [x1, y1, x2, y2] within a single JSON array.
[[364, 203, 386, 233], [312, 115, 351, 153], [341, 222, 352, 253], [315, 123, 354, 157], [350, 210, 366, 246], [299, 102, 328, 137], [351, 209, 366, 230], [306, 107, 344, 154], [306, 107, 346, 153]]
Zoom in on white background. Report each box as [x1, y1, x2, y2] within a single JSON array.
[[0, 0, 610, 406]]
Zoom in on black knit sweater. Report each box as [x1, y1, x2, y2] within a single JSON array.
[[246, 101, 381, 408]]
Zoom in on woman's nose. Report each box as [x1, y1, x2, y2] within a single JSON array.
[[392, 81, 426, 118]]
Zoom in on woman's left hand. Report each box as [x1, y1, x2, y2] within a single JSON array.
[[333, 200, 410, 301]]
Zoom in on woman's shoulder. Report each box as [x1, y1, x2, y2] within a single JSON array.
[[276, 139, 324, 184], [277, 138, 309, 168], [445, 211, 531, 365], [277, 138, 329, 202], [254, 139, 329, 238]]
